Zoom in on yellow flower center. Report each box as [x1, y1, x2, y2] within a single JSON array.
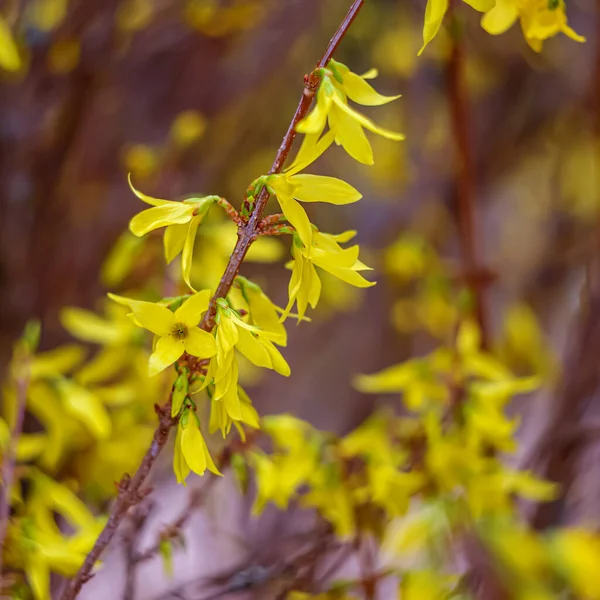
[[171, 322, 188, 340]]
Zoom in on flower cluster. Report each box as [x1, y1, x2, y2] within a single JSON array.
[[107, 59, 403, 484]]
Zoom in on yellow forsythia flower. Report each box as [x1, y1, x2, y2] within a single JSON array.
[[201, 299, 289, 435], [281, 230, 375, 322], [296, 59, 404, 165], [173, 407, 220, 483], [127, 176, 218, 289], [481, 0, 585, 51], [266, 168, 362, 250], [109, 290, 217, 375]]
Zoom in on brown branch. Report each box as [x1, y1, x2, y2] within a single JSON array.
[[446, 2, 489, 348], [60, 3, 364, 598], [122, 501, 154, 600]]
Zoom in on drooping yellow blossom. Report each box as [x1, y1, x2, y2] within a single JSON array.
[[127, 175, 218, 289], [265, 166, 362, 250], [201, 298, 289, 435], [236, 276, 287, 345], [296, 59, 404, 165], [173, 406, 221, 484], [481, 0, 585, 52], [108, 290, 216, 376], [250, 415, 318, 514], [281, 230, 375, 322]]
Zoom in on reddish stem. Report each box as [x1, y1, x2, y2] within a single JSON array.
[[447, 5, 489, 347]]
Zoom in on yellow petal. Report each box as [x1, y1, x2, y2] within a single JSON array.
[[235, 327, 273, 368], [419, 0, 449, 55], [181, 418, 206, 475], [148, 336, 185, 376], [295, 82, 333, 135], [215, 313, 239, 356], [175, 289, 212, 326], [60, 307, 126, 345], [57, 379, 112, 440], [361, 68, 378, 79], [276, 192, 313, 250], [307, 261, 322, 310], [261, 339, 291, 376], [286, 130, 335, 176], [128, 174, 170, 206], [279, 251, 304, 322], [26, 555, 51, 600], [562, 23, 586, 43], [316, 262, 376, 288], [290, 174, 362, 205], [480, 0, 518, 35], [30, 344, 86, 378], [329, 103, 374, 165], [342, 70, 401, 106], [174, 423, 191, 484], [330, 94, 405, 141], [129, 204, 193, 237], [164, 223, 188, 263], [0, 16, 21, 72], [181, 216, 201, 290], [354, 362, 416, 393], [130, 301, 174, 336], [183, 327, 217, 358]]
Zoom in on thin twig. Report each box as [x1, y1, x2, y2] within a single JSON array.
[[60, 3, 364, 597], [447, 1, 489, 348], [0, 355, 31, 577], [122, 501, 154, 600]]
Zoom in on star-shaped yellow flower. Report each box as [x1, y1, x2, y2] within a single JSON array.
[[295, 59, 404, 165], [108, 290, 217, 376], [281, 230, 376, 322], [127, 176, 218, 289]]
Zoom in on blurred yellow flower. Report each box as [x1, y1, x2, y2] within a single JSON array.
[[481, 0, 585, 51], [0, 16, 21, 72]]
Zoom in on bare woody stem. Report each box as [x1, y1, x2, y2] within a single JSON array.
[[447, 3, 490, 348], [60, 2, 364, 598]]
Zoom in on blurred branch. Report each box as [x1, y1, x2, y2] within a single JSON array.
[[122, 501, 155, 600], [447, 1, 489, 347], [60, 3, 365, 597]]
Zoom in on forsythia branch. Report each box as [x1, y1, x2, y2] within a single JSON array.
[[60, 2, 365, 598]]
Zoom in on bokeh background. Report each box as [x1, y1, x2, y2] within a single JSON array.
[[1, 0, 600, 598]]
